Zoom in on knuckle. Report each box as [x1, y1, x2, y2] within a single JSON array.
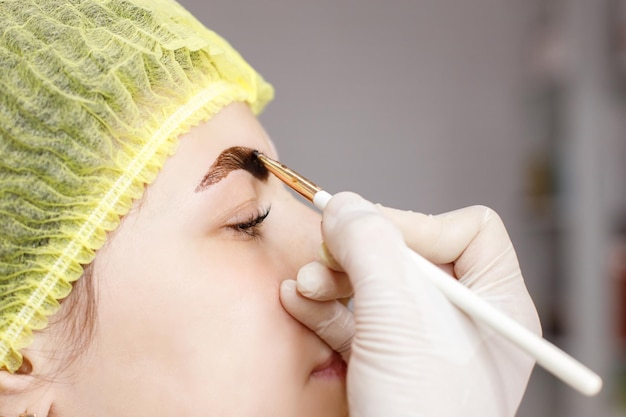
[[469, 204, 502, 225]]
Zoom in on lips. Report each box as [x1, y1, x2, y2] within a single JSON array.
[[310, 351, 347, 379]]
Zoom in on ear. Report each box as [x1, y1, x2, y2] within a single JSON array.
[[0, 350, 55, 416], [0, 366, 53, 416], [0, 356, 36, 393]]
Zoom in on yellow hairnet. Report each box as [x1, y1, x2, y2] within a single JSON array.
[[0, 0, 273, 373]]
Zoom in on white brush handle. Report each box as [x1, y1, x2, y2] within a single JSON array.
[[408, 248, 602, 396], [313, 190, 602, 397]]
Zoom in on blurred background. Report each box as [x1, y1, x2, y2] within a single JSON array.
[[179, 0, 626, 415]]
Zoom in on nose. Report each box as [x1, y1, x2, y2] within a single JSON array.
[[272, 196, 322, 279]]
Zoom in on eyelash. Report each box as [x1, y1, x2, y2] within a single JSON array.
[[228, 206, 271, 239]]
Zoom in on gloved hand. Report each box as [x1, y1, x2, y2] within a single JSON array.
[[280, 192, 541, 417]]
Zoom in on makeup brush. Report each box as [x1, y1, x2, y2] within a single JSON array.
[[253, 150, 602, 397]]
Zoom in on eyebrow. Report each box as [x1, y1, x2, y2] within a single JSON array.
[[195, 146, 269, 192]]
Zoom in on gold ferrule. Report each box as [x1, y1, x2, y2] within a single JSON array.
[[255, 153, 321, 202]]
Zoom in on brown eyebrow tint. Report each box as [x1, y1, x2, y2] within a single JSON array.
[[195, 146, 269, 192]]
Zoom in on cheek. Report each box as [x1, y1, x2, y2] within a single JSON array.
[[91, 243, 316, 414], [99, 242, 299, 354], [177, 254, 298, 353]]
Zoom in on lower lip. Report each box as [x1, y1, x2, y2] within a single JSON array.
[[310, 352, 347, 379]]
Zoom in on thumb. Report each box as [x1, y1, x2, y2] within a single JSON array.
[[321, 192, 411, 294]]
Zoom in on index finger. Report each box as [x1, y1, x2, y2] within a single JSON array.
[[378, 205, 518, 289]]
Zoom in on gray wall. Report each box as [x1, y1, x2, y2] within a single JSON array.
[[180, 0, 531, 220]]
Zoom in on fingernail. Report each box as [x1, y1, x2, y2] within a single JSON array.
[[280, 279, 297, 294], [296, 264, 320, 296], [319, 242, 343, 271]]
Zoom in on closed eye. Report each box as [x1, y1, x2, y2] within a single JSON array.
[[227, 206, 271, 239]]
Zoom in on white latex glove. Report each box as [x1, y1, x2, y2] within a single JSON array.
[[280, 192, 541, 417]]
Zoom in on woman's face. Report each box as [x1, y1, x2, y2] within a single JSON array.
[[50, 102, 347, 416]]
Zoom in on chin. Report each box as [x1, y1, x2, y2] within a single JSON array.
[[303, 396, 349, 417], [301, 378, 348, 417]]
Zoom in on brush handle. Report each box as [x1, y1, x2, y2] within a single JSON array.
[[407, 248, 602, 396], [313, 190, 602, 397], [313, 190, 333, 210]]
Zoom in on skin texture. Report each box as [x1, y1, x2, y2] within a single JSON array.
[[4, 102, 348, 416]]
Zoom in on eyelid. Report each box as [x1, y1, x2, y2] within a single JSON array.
[[218, 199, 271, 240], [225, 205, 271, 239], [228, 206, 270, 228], [216, 197, 261, 225]]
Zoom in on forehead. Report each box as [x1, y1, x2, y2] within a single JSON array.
[[152, 103, 273, 190], [115, 102, 273, 222]]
